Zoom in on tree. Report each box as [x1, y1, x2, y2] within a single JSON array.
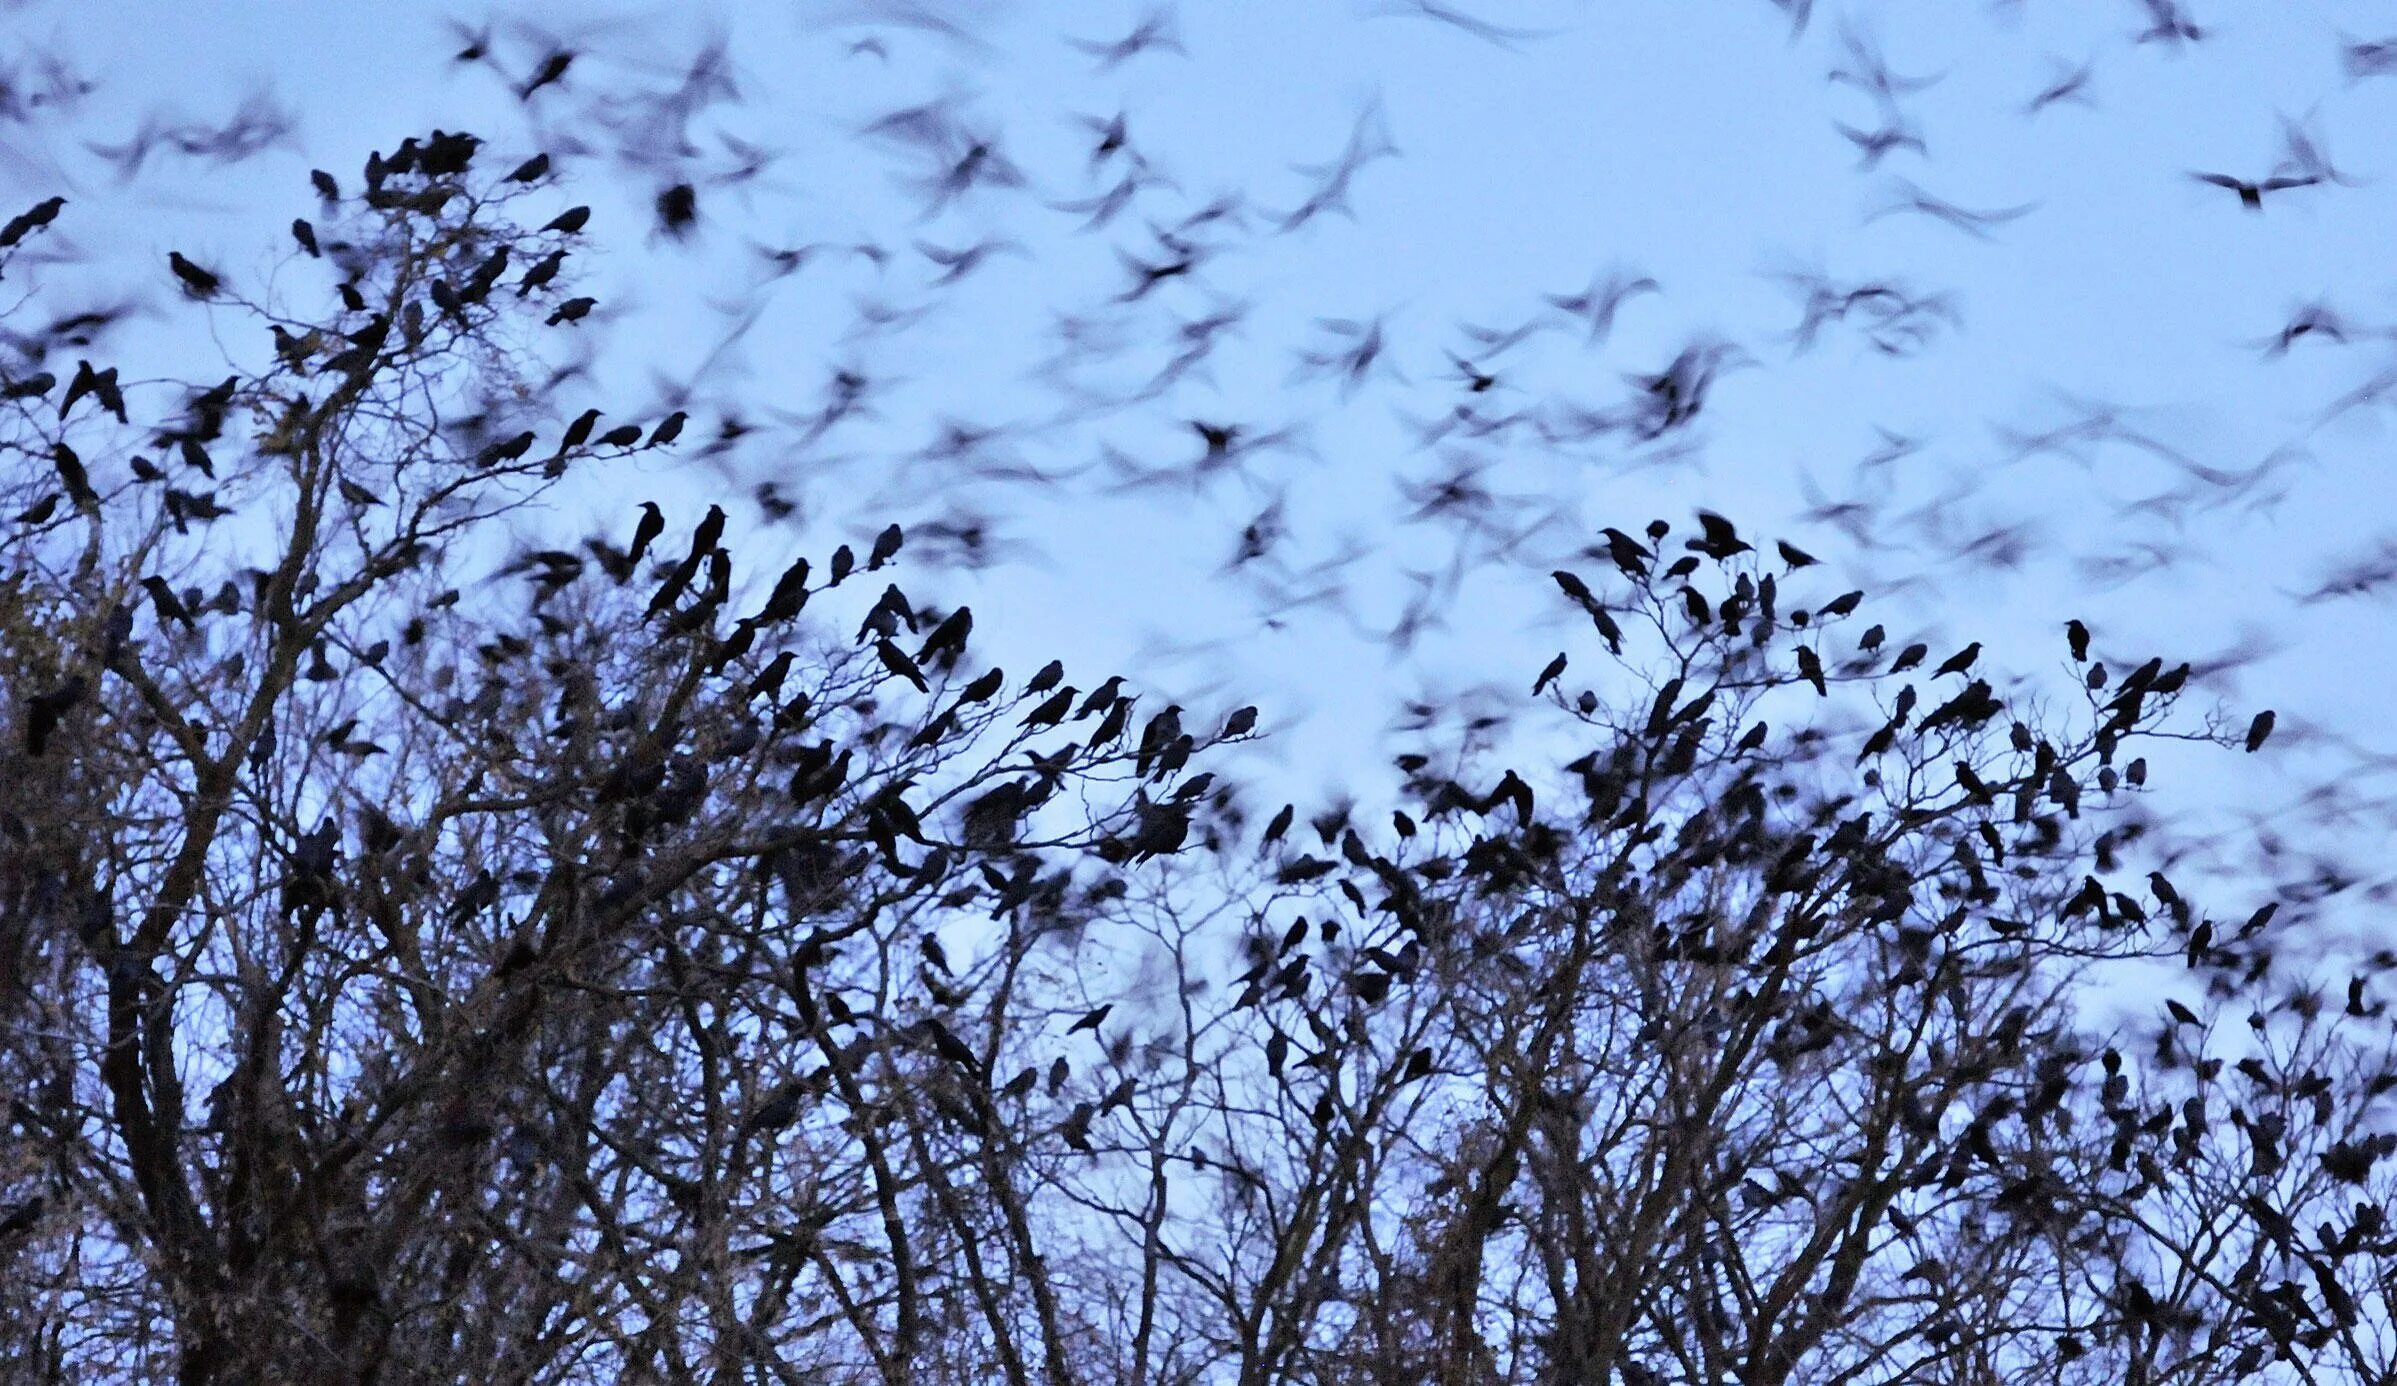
[[6, 61, 2396, 1386], [0, 135, 1250, 1382]]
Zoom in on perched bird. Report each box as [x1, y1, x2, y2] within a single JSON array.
[[1933, 642, 1981, 678], [168, 251, 222, 298], [627, 502, 665, 567]]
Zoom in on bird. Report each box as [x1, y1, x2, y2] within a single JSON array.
[[1689, 510, 1751, 559], [875, 639, 929, 693], [50, 443, 95, 506], [1023, 687, 1074, 728], [557, 408, 600, 455], [1, 195, 66, 248], [60, 360, 125, 423], [656, 183, 698, 238], [2190, 171, 2319, 212], [2246, 711, 2275, 753], [516, 250, 565, 297], [518, 50, 575, 101], [627, 503, 665, 567], [1933, 642, 1980, 678], [168, 252, 222, 298]]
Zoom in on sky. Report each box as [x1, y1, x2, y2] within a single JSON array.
[[8, 0, 2397, 940]]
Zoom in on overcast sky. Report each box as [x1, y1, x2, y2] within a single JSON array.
[[11, 0, 2397, 919]]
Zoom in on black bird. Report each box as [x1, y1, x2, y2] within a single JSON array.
[[918, 606, 972, 665], [647, 411, 688, 448], [870, 523, 903, 569], [61, 360, 125, 423], [627, 503, 665, 567], [291, 218, 319, 256], [476, 431, 536, 468], [746, 651, 795, 703], [1068, 1004, 1113, 1034], [656, 183, 698, 238], [541, 206, 591, 235], [1135, 705, 1183, 777], [1, 195, 66, 248], [2246, 710, 2275, 753], [506, 152, 551, 183], [1597, 527, 1652, 578], [418, 130, 480, 176], [309, 169, 339, 203], [519, 50, 574, 100], [875, 638, 929, 692], [23, 676, 89, 755], [1, 371, 54, 402], [168, 252, 221, 298], [51, 443, 95, 506], [689, 504, 727, 559], [757, 557, 811, 624], [2190, 171, 2318, 211], [516, 250, 564, 296], [1069, 6, 1185, 69], [598, 424, 642, 448], [1023, 687, 1074, 728], [1933, 642, 1981, 678], [140, 575, 194, 631], [557, 408, 600, 454], [1689, 510, 1751, 559], [2066, 620, 2090, 662], [547, 296, 596, 327]]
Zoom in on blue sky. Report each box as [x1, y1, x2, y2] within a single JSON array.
[[11, 0, 2397, 907]]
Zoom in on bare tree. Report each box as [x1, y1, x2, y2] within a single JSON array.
[[0, 135, 1255, 1382], [5, 87, 2395, 1386]]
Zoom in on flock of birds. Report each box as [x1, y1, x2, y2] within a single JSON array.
[[0, 5, 2389, 905], [10, 4, 2397, 1376], [0, 0, 2392, 948]]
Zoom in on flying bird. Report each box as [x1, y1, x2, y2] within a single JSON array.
[[2190, 171, 2319, 212]]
